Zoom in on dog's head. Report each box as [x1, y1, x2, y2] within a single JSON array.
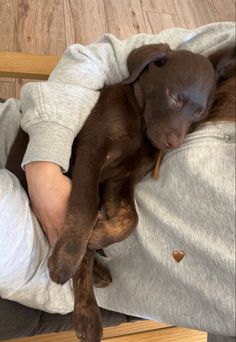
[[124, 43, 234, 150]]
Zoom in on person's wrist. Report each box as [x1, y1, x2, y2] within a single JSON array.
[[25, 161, 62, 178]]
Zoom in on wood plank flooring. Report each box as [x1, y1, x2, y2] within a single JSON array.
[[0, 0, 235, 340]]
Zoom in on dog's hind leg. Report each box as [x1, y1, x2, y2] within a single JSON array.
[[88, 179, 138, 250]]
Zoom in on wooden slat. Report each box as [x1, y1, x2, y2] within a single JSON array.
[[104, 327, 207, 341], [2, 321, 170, 342], [2, 325, 207, 342], [104, 320, 170, 339], [0, 52, 59, 79]]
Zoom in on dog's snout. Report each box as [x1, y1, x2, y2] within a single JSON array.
[[165, 139, 181, 149], [165, 132, 184, 149]]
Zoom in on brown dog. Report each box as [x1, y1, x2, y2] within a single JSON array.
[[6, 44, 235, 342], [48, 44, 216, 279]]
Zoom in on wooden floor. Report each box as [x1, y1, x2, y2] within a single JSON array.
[[0, 0, 235, 341]]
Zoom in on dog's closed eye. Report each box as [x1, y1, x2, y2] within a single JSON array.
[[154, 57, 167, 67], [166, 88, 183, 110]]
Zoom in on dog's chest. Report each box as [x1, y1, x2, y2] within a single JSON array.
[[100, 135, 157, 183], [100, 144, 134, 181]]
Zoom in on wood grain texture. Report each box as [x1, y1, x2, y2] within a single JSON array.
[[0, 77, 15, 82], [0, 0, 18, 96], [144, 11, 180, 33], [143, 0, 235, 30], [172, 0, 235, 28], [141, 0, 177, 14], [0, 81, 16, 98], [18, 0, 66, 55], [207, 0, 236, 21], [0, 51, 59, 79], [64, 0, 107, 45], [0, 0, 18, 52], [4, 321, 171, 341], [105, 327, 207, 341], [2, 326, 207, 342], [103, 0, 147, 38], [104, 320, 171, 338]]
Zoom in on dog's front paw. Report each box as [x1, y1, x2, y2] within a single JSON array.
[[74, 303, 103, 342], [48, 237, 86, 284]]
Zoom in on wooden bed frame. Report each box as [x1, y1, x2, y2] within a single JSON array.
[[0, 51, 59, 79]]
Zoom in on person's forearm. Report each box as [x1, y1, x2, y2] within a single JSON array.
[[25, 161, 72, 247]]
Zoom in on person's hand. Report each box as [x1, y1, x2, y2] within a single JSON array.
[[25, 162, 72, 247]]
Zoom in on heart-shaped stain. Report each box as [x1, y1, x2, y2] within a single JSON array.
[[172, 251, 185, 263]]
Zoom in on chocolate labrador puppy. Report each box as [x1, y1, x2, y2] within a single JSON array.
[[6, 44, 235, 342], [48, 44, 216, 280]]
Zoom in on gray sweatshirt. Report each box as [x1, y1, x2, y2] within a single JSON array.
[[0, 22, 235, 336]]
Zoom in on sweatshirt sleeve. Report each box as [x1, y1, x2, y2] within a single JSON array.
[[20, 33, 159, 172], [20, 23, 235, 172]]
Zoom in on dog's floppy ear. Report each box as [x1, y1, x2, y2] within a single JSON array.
[[124, 43, 171, 84], [208, 46, 236, 82]]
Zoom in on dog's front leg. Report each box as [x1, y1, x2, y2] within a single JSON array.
[[88, 178, 138, 250], [48, 143, 107, 285], [73, 250, 103, 342]]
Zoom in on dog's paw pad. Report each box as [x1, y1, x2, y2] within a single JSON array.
[[76, 331, 86, 339], [48, 255, 77, 284]]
